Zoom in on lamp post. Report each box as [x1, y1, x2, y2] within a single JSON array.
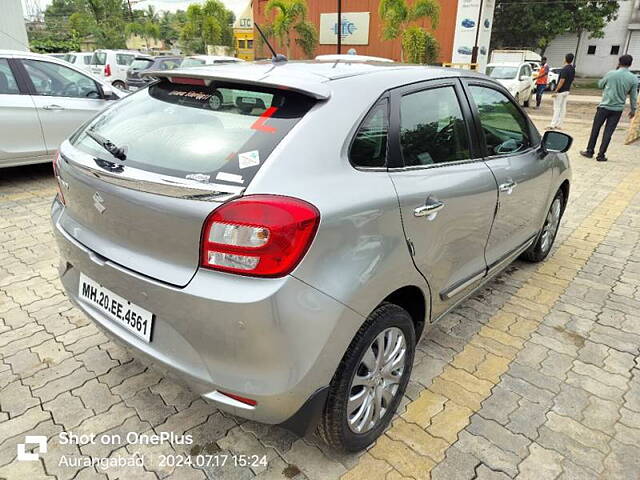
[[337, 0, 342, 54]]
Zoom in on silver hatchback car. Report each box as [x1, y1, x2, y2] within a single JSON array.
[[52, 61, 572, 451]]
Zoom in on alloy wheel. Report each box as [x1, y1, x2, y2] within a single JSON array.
[[540, 197, 562, 253], [346, 327, 407, 434]]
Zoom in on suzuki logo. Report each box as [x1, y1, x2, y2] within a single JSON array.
[[17, 436, 47, 461], [93, 192, 106, 214]]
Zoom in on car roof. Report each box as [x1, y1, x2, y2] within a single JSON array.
[[186, 55, 241, 60], [486, 62, 523, 67], [145, 60, 485, 100], [315, 54, 394, 63]]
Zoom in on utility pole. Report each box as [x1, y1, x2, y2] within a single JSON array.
[[337, 0, 342, 54], [470, 0, 484, 69]]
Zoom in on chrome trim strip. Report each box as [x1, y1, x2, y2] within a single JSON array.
[[60, 141, 244, 201], [440, 271, 486, 301]]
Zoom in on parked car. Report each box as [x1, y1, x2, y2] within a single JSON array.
[[126, 56, 182, 91], [485, 62, 534, 107], [90, 49, 144, 89], [0, 49, 124, 168], [461, 18, 476, 28], [63, 52, 93, 72], [180, 55, 244, 67], [52, 61, 572, 451]]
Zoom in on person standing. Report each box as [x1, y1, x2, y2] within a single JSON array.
[[535, 57, 549, 108], [580, 54, 638, 162], [549, 53, 576, 130]]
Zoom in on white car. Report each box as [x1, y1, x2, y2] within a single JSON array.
[[89, 49, 144, 89], [0, 50, 125, 168], [180, 55, 244, 67], [485, 62, 534, 107], [63, 52, 93, 72]]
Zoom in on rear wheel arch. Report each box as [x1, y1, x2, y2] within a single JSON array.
[[382, 285, 428, 339]]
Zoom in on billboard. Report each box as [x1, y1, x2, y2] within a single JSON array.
[[450, 0, 495, 70], [319, 12, 370, 45]]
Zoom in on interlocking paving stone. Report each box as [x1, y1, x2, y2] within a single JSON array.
[[2, 123, 640, 479]]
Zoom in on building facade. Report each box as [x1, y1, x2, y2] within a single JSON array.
[[234, 3, 254, 61], [252, 0, 494, 67], [545, 0, 640, 77], [1, 0, 29, 51]]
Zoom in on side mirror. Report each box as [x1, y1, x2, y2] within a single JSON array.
[[541, 130, 573, 153], [101, 83, 116, 100]]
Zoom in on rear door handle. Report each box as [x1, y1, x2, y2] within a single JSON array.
[[43, 104, 65, 110], [414, 199, 445, 218], [499, 181, 517, 194]]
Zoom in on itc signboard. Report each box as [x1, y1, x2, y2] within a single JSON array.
[[319, 12, 370, 45]]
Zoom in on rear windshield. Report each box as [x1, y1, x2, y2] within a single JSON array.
[[131, 58, 154, 70], [91, 52, 107, 65], [71, 80, 316, 186], [181, 57, 206, 67]]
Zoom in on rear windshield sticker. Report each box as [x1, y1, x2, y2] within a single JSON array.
[[250, 106, 278, 133], [216, 172, 244, 184], [239, 150, 260, 169], [185, 173, 210, 183]]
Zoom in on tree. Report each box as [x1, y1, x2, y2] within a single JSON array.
[[402, 26, 439, 63], [264, 0, 318, 59], [379, 0, 440, 62], [492, 0, 619, 60], [180, 0, 235, 54]]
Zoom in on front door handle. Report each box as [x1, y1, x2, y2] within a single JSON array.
[[43, 104, 65, 110], [414, 199, 445, 218], [499, 181, 517, 195]]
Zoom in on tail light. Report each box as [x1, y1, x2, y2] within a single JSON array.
[[52, 151, 65, 205], [218, 391, 257, 407], [201, 195, 320, 277], [104, 64, 111, 77]]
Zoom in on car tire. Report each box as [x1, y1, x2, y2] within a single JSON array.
[[112, 80, 126, 90], [209, 91, 223, 110], [317, 303, 416, 452], [515, 93, 520, 105], [521, 189, 565, 262], [548, 81, 557, 91], [523, 96, 530, 108]]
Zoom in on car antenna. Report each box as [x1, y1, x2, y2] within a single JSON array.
[[254, 21, 287, 64]]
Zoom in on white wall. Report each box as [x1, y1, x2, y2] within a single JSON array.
[[544, 0, 638, 77], [0, 0, 29, 51]]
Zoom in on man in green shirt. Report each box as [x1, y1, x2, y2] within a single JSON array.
[[580, 54, 638, 162]]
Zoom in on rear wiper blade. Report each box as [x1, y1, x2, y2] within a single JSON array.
[[85, 129, 127, 161]]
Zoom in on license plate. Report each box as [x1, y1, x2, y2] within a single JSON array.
[[78, 273, 154, 342], [128, 86, 138, 91]]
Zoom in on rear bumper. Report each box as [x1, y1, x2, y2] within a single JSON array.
[[51, 199, 363, 426], [126, 78, 149, 89]]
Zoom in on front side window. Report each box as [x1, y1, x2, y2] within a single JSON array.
[[350, 100, 388, 168], [22, 59, 102, 99], [0, 59, 19, 95], [399, 86, 471, 166], [91, 52, 107, 65], [469, 86, 531, 156], [71, 80, 316, 185], [116, 54, 135, 66]]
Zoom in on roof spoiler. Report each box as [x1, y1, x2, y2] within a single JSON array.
[[141, 70, 331, 100]]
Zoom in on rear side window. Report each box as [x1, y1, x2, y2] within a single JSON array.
[[91, 52, 106, 65], [181, 58, 205, 67], [400, 86, 471, 166], [158, 59, 180, 70], [131, 59, 154, 70], [83, 56, 92, 65], [350, 100, 388, 168], [72, 80, 316, 186]]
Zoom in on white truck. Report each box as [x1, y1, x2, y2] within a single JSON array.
[[490, 50, 542, 69]]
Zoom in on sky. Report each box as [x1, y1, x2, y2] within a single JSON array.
[[22, 0, 249, 17]]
